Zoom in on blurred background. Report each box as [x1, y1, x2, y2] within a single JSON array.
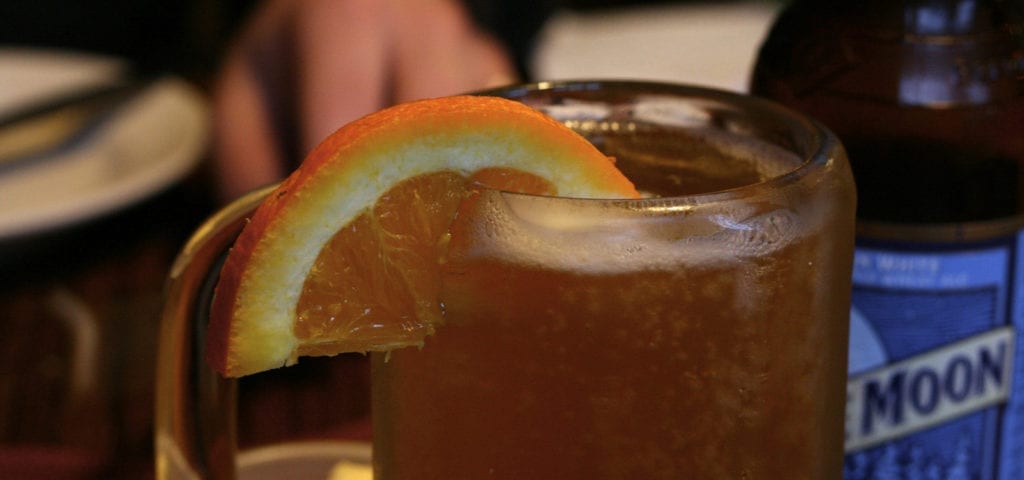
[[0, 1, 779, 478]]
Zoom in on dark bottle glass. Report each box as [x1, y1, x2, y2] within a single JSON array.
[[752, 1, 1024, 478]]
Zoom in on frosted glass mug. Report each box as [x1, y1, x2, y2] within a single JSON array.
[[155, 81, 856, 479]]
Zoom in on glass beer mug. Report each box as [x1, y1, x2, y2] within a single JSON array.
[[155, 81, 856, 479]]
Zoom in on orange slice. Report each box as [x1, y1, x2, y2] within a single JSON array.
[[206, 95, 639, 377]]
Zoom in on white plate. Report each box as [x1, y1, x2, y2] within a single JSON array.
[[237, 441, 372, 480], [0, 49, 209, 240], [0, 47, 128, 115]]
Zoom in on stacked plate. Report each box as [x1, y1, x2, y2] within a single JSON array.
[[0, 48, 208, 242]]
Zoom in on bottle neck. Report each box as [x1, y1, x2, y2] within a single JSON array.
[[764, 0, 1023, 106], [792, 0, 1013, 35]]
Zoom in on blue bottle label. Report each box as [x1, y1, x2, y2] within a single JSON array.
[[844, 232, 1024, 479]]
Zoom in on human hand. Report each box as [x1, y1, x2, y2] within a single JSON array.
[[212, 0, 516, 201]]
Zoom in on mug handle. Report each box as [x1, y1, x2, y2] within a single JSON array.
[[154, 185, 276, 480]]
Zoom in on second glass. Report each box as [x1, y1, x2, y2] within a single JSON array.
[[156, 80, 856, 479]]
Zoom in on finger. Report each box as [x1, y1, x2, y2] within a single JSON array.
[[213, 54, 290, 202], [387, 0, 517, 102], [295, 0, 392, 152], [212, 0, 298, 202]]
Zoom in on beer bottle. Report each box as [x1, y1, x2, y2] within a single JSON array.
[[751, 0, 1024, 478]]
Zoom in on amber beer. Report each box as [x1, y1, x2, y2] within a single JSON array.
[[371, 82, 856, 479]]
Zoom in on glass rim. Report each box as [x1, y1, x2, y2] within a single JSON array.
[[475, 79, 843, 206]]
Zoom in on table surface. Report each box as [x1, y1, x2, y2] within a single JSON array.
[[532, 2, 780, 93]]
